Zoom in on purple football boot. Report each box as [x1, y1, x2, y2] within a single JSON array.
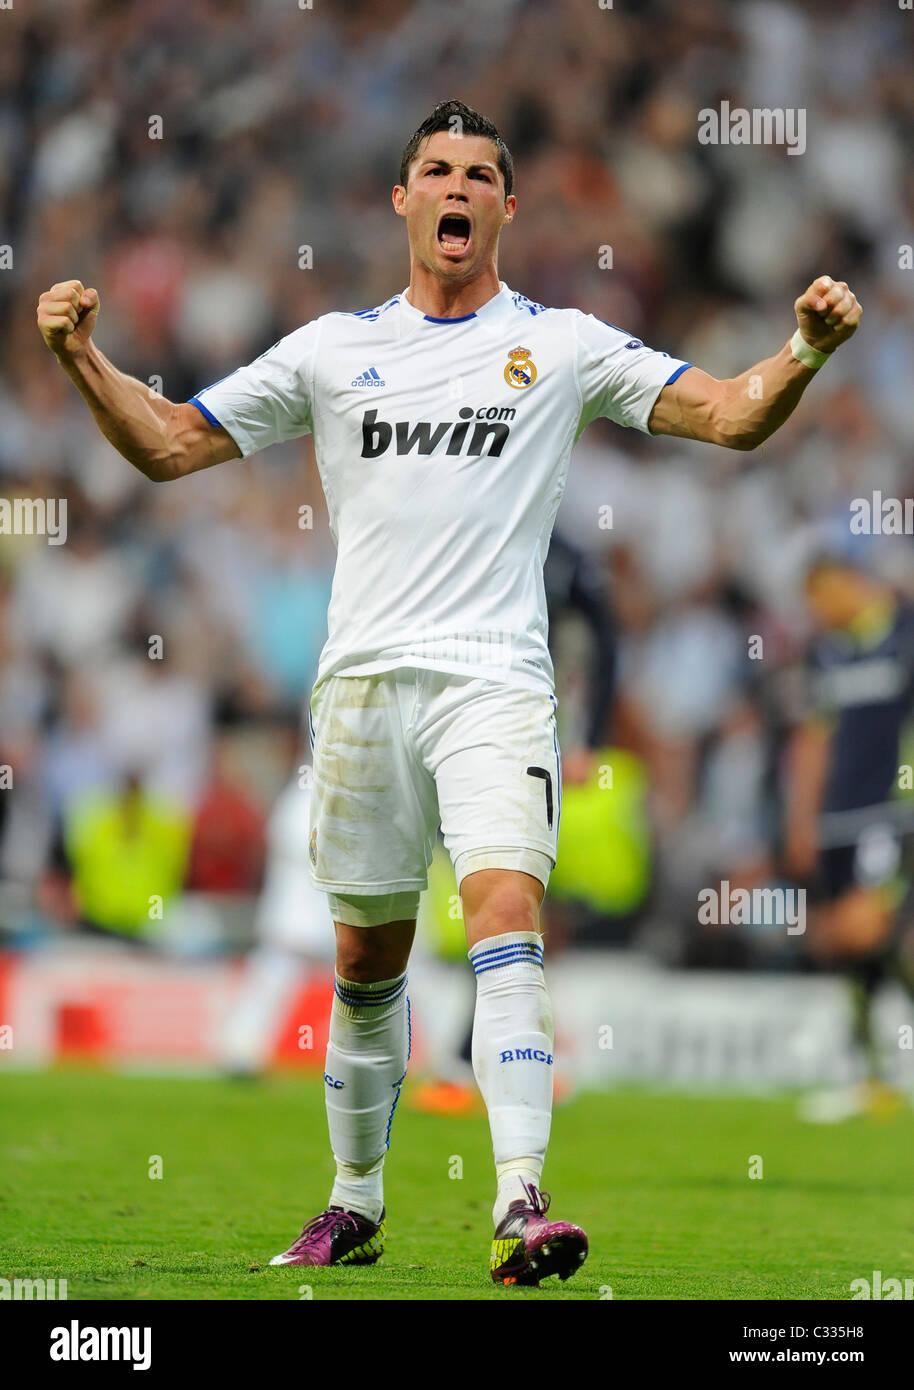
[[269, 1206, 386, 1267], [490, 1182, 588, 1286]]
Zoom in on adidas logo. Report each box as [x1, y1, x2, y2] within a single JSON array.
[[351, 366, 386, 388]]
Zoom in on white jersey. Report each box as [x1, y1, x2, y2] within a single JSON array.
[[190, 282, 690, 696]]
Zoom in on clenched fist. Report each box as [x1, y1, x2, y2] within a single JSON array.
[[37, 280, 100, 360], [794, 275, 862, 356]]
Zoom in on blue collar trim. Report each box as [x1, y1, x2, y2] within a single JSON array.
[[422, 311, 477, 323]]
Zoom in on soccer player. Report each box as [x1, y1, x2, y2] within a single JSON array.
[[37, 98, 861, 1287], [786, 552, 914, 1121]]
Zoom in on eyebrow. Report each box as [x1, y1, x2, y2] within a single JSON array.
[[420, 158, 497, 174]]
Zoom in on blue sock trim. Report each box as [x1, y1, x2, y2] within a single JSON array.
[[472, 943, 543, 962], [334, 975, 407, 1008], [470, 942, 543, 976], [474, 956, 544, 976], [384, 995, 411, 1151], [471, 938, 543, 958]]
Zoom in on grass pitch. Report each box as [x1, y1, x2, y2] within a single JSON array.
[[1, 1070, 912, 1300]]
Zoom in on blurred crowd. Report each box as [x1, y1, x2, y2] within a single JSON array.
[[1, 0, 913, 961]]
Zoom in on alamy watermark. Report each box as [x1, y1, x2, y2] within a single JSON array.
[[50, 1320, 151, 1370], [0, 1275, 68, 1299], [0, 497, 67, 544], [410, 626, 515, 671], [850, 1269, 913, 1299], [698, 102, 806, 156], [697, 881, 806, 934], [850, 491, 914, 534]]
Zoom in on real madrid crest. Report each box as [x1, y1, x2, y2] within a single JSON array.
[[309, 827, 317, 867], [504, 346, 537, 389]]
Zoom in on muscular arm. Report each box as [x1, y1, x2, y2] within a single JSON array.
[[37, 280, 240, 481], [647, 275, 862, 451], [61, 341, 240, 481], [648, 345, 816, 451]]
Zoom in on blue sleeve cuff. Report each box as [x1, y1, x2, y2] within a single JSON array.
[[189, 395, 223, 428], [664, 362, 693, 387]]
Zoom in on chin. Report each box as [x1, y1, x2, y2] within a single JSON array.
[[433, 253, 476, 280]]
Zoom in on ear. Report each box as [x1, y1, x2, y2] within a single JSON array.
[[392, 185, 407, 218], [503, 193, 517, 225]]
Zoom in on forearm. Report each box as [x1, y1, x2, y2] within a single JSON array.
[[57, 341, 177, 481], [717, 340, 819, 451], [785, 721, 829, 832], [649, 276, 860, 451]]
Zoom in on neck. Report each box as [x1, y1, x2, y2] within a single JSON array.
[[405, 261, 502, 318]]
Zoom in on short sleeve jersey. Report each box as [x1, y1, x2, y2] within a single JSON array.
[[191, 282, 691, 695]]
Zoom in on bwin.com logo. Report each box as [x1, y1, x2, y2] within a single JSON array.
[[352, 367, 386, 388], [361, 406, 516, 458]]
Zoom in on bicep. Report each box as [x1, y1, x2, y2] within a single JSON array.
[[647, 365, 733, 446], [171, 401, 242, 477]]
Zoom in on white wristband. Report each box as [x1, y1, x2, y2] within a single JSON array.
[[790, 328, 832, 370]]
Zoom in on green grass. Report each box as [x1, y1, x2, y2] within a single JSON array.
[[1, 1069, 912, 1300]]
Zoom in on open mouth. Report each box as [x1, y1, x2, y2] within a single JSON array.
[[437, 213, 471, 253]]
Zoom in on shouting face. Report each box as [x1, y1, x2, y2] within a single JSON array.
[[393, 130, 516, 286]]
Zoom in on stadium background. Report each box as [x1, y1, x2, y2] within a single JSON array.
[[1, 0, 914, 1304]]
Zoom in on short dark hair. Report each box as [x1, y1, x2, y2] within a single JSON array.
[[399, 100, 514, 196]]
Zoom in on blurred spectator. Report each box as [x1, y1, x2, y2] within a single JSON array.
[[186, 734, 266, 895], [64, 771, 191, 938]]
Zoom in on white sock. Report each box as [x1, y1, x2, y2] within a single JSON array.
[[468, 932, 553, 1227], [325, 971, 410, 1223]]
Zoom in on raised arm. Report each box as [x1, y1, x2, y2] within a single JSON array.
[[36, 279, 240, 481], [647, 276, 862, 451]]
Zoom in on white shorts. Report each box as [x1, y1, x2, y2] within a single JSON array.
[[307, 667, 562, 905]]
